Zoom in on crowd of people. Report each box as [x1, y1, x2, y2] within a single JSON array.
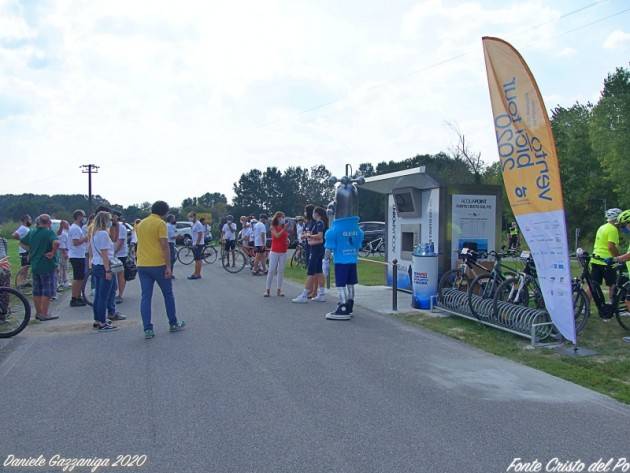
[[3, 200, 336, 338]]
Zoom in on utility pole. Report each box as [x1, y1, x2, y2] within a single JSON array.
[[80, 164, 100, 214]]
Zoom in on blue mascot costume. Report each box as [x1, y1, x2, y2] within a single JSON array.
[[324, 172, 365, 321]]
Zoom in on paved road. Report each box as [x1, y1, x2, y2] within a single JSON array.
[[1, 261, 629, 473]]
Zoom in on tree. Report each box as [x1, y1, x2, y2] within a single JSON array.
[[446, 122, 485, 184], [590, 66, 630, 209]]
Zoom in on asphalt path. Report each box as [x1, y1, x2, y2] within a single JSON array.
[[1, 259, 629, 473]]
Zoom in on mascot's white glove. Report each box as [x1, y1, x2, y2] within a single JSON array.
[[322, 258, 330, 278]]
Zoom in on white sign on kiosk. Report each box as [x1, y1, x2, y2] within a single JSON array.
[[450, 194, 496, 268]]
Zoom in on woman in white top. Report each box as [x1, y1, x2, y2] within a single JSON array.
[[56, 220, 70, 289], [91, 211, 118, 332]]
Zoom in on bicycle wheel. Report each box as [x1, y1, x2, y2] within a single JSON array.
[[572, 286, 590, 335], [377, 241, 385, 257], [290, 249, 302, 268], [0, 287, 31, 338], [438, 269, 471, 296], [468, 274, 499, 319], [222, 249, 246, 273], [177, 246, 195, 265], [14, 266, 32, 295], [81, 270, 94, 307], [359, 245, 371, 258], [615, 283, 630, 331], [203, 246, 218, 264]]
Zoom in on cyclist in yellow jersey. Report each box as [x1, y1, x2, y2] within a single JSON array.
[[591, 208, 622, 301], [610, 210, 630, 342]]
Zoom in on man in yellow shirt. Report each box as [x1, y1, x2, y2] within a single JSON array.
[[591, 208, 622, 301], [136, 201, 185, 339]]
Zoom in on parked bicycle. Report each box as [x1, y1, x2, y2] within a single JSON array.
[[438, 248, 488, 296], [467, 250, 517, 319], [574, 249, 629, 331], [359, 237, 385, 258], [0, 286, 31, 338]]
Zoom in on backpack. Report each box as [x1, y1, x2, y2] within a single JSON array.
[[124, 257, 137, 281]]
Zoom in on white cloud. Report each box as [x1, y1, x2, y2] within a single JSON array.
[[603, 30, 630, 49], [0, 0, 626, 207]]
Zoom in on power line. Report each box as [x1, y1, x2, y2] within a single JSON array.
[[255, 0, 626, 130]]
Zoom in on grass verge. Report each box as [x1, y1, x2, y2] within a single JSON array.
[[283, 251, 386, 287], [395, 309, 630, 404]]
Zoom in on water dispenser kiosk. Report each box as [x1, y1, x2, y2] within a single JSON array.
[[360, 166, 502, 297]]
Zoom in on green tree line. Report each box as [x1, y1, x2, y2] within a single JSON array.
[[1, 66, 627, 248]]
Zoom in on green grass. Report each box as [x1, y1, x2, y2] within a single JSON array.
[[5, 239, 20, 275], [283, 251, 386, 287], [396, 307, 630, 404]]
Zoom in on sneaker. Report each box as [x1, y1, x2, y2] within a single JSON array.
[[623, 337, 630, 343], [50, 295, 57, 301], [109, 312, 127, 321], [98, 324, 118, 332], [36, 314, 59, 321], [311, 294, 327, 303], [291, 295, 309, 304], [169, 321, 186, 332], [347, 299, 354, 314], [70, 298, 86, 307], [144, 329, 155, 339], [115, 296, 123, 304], [93, 319, 113, 329], [187, 275, 201, 280]]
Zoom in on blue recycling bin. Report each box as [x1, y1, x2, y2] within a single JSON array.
[[411, 250, 439, 310]]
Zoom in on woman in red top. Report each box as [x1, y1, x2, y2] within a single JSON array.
[[265, 211, 290, 297]]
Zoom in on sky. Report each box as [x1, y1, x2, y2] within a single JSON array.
[[0, 0, 629, 207]]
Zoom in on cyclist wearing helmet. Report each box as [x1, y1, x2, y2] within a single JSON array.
[[610, 209, 630, 341], [591, 208, 622, 301]]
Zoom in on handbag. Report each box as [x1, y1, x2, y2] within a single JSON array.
[[109, 256, 124, 274]]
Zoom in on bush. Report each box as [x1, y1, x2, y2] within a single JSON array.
[[0, 221, 19, 239]]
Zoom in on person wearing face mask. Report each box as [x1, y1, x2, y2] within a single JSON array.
[[222, 215, 238, 267], [264, 212, 289, 297], [19, 214, 60, 321], [68, 210, 89, 307], [293, 206, 328, 303], [607, 210, 630, 342], [12, 214, 32, 268], [90, 211, 118, 332]]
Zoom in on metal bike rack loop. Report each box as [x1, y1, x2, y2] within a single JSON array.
[[433, 288, 556, 346]]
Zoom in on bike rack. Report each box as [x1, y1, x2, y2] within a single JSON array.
[[432, 288, 558, 347]]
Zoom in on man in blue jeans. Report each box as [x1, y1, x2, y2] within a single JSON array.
[[135, 201, 185, 339]]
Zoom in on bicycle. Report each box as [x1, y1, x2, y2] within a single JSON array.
[[574, 249, 629, 331], [467, 250, 517, 319], [177, 243, 218, 266], [221, 245, 248, 273], [438, 248, 488, 297], [81, 267, 94, 306], [290, 242, 308, 268], [14, 265, 32, 295], [359, 237, 385, 258], [0, 286, 31, 338]]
